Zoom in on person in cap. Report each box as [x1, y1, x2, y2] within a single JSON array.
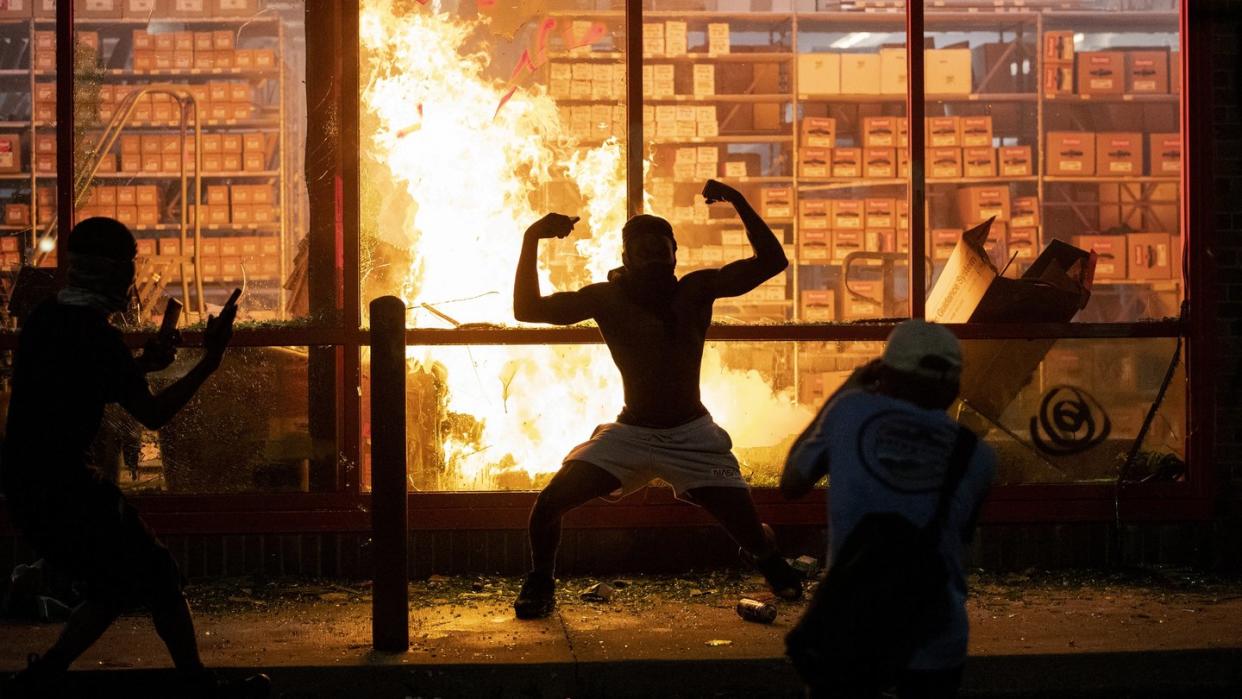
[[511, 180, 804, 619], [780, 320, 996, 698], [1, 218, 268, 697]]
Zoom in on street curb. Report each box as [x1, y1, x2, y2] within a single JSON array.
[[50, 648, 1242, 698]]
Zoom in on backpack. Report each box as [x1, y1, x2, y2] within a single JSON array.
[[785, 426, 978, 694]]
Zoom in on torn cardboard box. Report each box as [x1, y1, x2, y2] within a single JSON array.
[[927, 218, 1095, 434]]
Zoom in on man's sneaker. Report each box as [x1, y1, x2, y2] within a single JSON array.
[[513, 572, 556, 620], [739, 524, 805, 601], [751, 552, 805, 601]]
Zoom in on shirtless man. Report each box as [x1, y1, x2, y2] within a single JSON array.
[[511, 179, 803, 619]]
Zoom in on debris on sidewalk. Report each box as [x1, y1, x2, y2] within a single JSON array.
[[581, 582, 616, 603], [791, 556, 819, 576], [736, 598, 777, 624]]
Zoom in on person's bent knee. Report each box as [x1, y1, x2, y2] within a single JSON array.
[[140, 545, 185, 609]]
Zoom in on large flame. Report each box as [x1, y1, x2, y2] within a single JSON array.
[[361, 0, 811, 490]]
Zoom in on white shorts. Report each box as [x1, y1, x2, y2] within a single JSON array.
[[563, 415, 748, 498]]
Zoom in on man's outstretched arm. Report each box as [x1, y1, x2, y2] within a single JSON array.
[[703, 180, 788, 298], [514, 213, 598, 325], [119, 305, 237, 430]]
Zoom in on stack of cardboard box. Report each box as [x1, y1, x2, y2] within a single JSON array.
[[1046, 131, 1179, 177], [131, 28, 274, 72], [797, 48, 970, 97]]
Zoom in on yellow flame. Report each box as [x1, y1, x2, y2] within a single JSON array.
[[361, 1, 811, 490]]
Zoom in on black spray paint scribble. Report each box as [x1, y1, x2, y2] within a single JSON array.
[[1029, 386, 1112, 456]]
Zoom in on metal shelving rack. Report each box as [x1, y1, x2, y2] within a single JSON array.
[[0, 10, 293, 321], [541, 5, 1180, 327]]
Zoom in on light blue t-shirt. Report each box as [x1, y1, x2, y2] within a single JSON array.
[[787, 389, 996, 670]]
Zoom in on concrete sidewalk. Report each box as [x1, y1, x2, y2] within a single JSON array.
[[1, 570, 1240, 697]]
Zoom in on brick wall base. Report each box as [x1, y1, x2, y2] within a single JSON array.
[[1, 519, 1238, 580]]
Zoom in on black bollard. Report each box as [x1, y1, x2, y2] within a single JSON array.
[[370, 296, 409, 652]]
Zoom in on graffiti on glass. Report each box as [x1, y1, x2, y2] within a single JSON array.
[[1029, 385, 1111, 456]]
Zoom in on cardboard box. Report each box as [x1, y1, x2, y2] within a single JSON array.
[[879, 47, 906, 94], [831, 148, 861, 178], [1047, 132, 1095, 176], [963, 147, 996, 178], [125, 0, 161, 17], [998, 145, 1033, 177], [1096, 132, 1143, 176], [1044, 31, 1075, 64], [136, 185, 159, 207], [863, 116, 898, 148], [832, 200, 864, 230], [797, 53, 841, 96], [136, 207, 160, 226], [1127, 232, 1172, 280], [1127, 51, 1169, 94], [842, 279, 883, 320], [642, 23, 664, 56], [801, 290, 835, 322], [76, 0, 124, 19], [960, 116, 993, 148], [0, 134, 21, 173], [0, 0, 32, 18], [171, 0, 208, 16], [927, 117, 960, 148], [801, 117, 836, 148], [957, 185, 1011, 224], [1008, 228, 1038, 261], [664, 20, 686, 57], [1011, 196, 1040, 228], [799, 148, 831, 178], [800, 230, 830, 260], [1043, 64, 1075, 96], [760, 187, 792, 219], [707, 22, 729, 56], [1072, 236, 1127, 280], [863, 148, 895, 179], [928, 147, 961, 179], [925, 48, 972, 95], [799, 199, 830, 230], [1149, 132, 1180, 175], [1077, 52, 1125, 95], [5, 204, 30, 226], [864, 198, 895, 229], [839, 53, 880, 95]]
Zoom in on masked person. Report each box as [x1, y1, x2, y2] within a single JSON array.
[[780, 321, 996, 699], [510, 180, 803, 619], [1, 218, 268, 697]]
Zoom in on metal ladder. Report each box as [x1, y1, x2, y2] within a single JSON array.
[[33, 85, 207, 321]]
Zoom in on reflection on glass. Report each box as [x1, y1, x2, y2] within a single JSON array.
[[81, 347, 313, 495], [953, 337, 1184, 485]]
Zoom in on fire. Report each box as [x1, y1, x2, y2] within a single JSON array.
[[360, 0, 811, 490]]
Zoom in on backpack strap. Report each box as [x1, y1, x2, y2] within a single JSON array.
[[931, 426, 978, 530]]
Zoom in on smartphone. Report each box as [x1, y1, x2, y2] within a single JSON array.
[[160, 298, 182, 338], [224, 287, 242, 310]]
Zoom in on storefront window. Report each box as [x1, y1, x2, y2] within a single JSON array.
[[65, 1, 309, 328], [925, 2, 1181, 323]]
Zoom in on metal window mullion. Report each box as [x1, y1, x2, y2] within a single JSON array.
[[906, 2, 926, 319], [54, 0, 74, 276], [625, 0, 643, 217]]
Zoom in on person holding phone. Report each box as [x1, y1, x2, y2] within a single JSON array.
[[1, 218, 266, 697], [510, 180, 804, 619]]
